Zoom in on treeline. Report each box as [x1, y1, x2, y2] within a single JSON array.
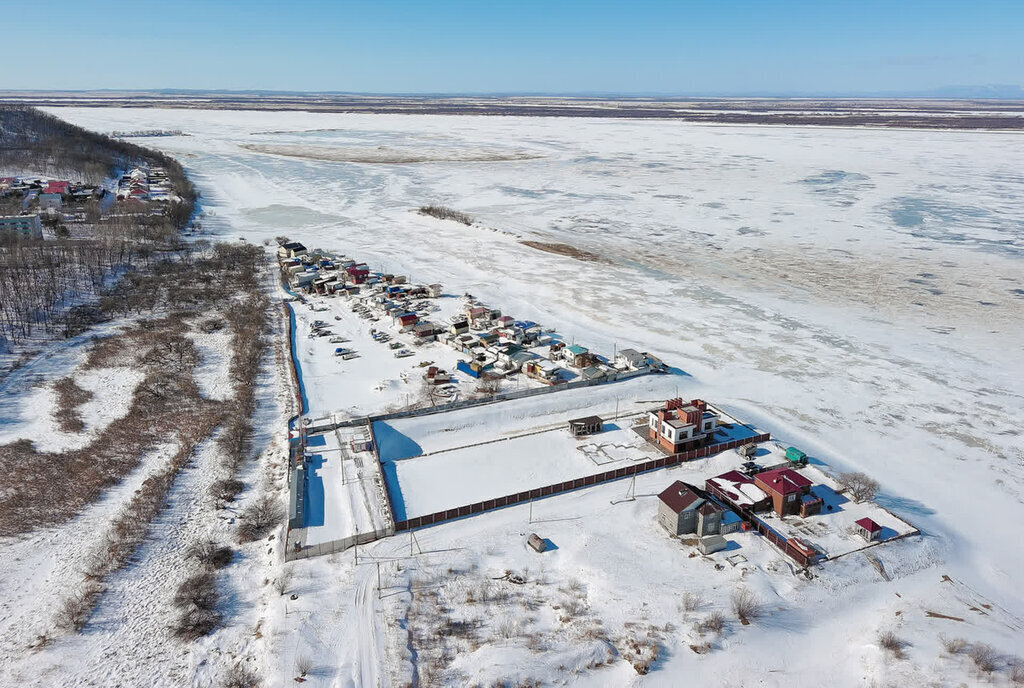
[[0, 106, 196, 228]]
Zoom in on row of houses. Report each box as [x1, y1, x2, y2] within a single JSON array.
[[441, 299, 661, 386]]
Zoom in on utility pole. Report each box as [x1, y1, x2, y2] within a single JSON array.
[[377, 561, 382, 599]]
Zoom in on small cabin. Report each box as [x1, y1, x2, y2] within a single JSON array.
[[527, 533, 548, 553]]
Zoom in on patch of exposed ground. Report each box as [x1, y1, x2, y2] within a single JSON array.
[[521, 241, 606, 263]]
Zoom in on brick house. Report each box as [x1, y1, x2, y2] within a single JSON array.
[[647, 398, 719, 454], [753, 467, 822, 517]]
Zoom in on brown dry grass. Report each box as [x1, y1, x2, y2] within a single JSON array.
[[520, 241, 606, 263], [52, 377, 93, 433]]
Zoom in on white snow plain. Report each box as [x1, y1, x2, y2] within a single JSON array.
[[10, 106, 1023, 686]]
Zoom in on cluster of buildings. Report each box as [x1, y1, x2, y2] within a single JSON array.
[[278, 238, 664, 390], [441, 300, 661, 386], [1, 175, 106, 239], [0, 166, 176, 241], [653, 424, 889, 565], [114, 166, 176, 202]]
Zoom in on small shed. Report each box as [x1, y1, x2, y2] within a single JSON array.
[[527, 533, 548, 553], [697, 535, 727, 555], [568, 416, 603, 437], [854, 517, 883, 542]]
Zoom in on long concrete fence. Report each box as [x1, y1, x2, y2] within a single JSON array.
[[392, 432, 771, 531]]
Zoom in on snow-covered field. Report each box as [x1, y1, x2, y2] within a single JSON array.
[[9, 106, 1023, 685]]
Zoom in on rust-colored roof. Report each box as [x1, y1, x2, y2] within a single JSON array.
[[754, 467, 812, 496], [658, 481, 703, 514], [855, 517, 882, 533]]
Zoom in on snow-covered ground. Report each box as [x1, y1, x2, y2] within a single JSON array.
[[10, 106, 1023, 685]]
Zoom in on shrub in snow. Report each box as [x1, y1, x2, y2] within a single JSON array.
[[695, 611, 725, 635], [187, 540, 234, 569], [295, 655, 313, 678], [680, 591, 703, 613], [877, 630, 904, 659], [223, 664, 261, 688], [730, 588, 762, 623], [968, 643, 997, 673], [237, 495, 284, 543], [940, 635, 967, 654], [173, 572, 221, 640], [1009, 659, 1024, 685]]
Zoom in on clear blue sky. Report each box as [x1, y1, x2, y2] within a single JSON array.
[[3, 0, 1022, 94]]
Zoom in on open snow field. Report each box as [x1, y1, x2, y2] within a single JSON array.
[[16, 106, 1024, 685]]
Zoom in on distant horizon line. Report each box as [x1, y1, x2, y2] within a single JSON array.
[[2, 85, 1024, 101]]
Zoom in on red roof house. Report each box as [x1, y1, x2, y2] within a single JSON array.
[[754, 467, 815, 516], [43, 181, 70, 195]]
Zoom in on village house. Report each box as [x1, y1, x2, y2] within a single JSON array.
[[562, 344, 590, 368], [38, 193, 62, 211], [396, 312, 418, 330], [657, 481, 729, 537], [427, 283, 444, 298], [615, 348, 650, 371], [646, 398, 720, 453], [278, 241, 307, 259], [705, 470, 772, 513], [580, 365, 607, 382], [412, 322, 439, 342], [43, 180, 70, 196], [753, 467, 822, 517], [345, 263, 370, 284], [524, 358, 562, 384]]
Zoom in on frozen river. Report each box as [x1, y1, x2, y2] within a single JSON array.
[[45, 107, 1024, 615]]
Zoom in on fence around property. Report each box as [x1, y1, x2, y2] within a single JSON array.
[[285, 525, 396, 561], [393, 432, 771, 531]]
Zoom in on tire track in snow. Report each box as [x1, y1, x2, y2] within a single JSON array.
[[354, 569, 381, 688]]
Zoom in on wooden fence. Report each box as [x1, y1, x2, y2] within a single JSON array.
[[393, 433, 771, 531]]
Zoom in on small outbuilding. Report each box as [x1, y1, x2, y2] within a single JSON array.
[[568, 416, 603, 437], [527, 533, 549, 553], [854, 517, 883, 542], [697, 534, 728, 555]]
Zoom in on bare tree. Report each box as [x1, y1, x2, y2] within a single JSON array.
[[839, 471, 880, 502]]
